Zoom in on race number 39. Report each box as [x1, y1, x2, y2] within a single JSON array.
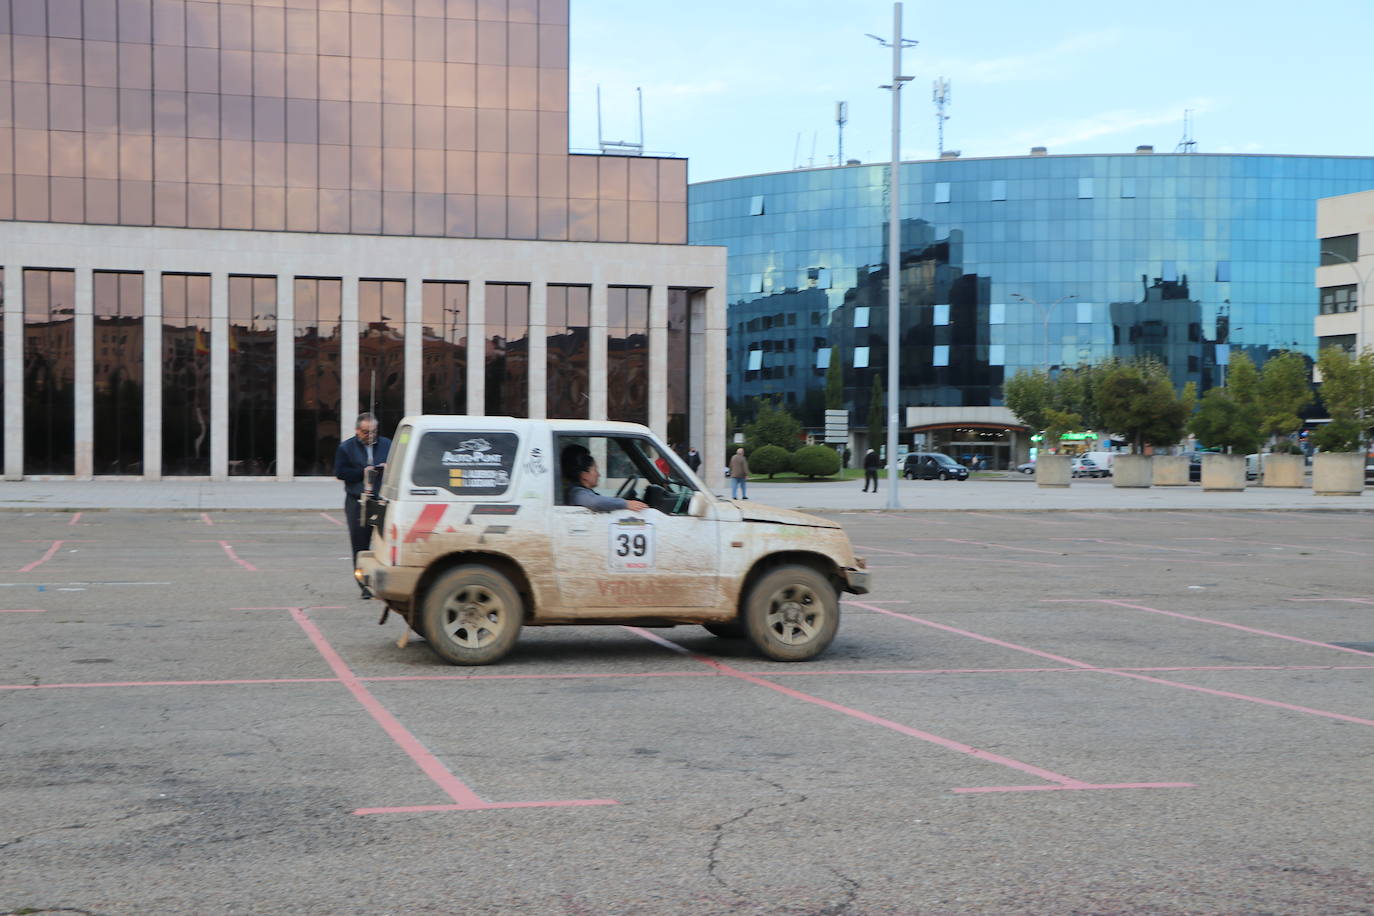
[[608, 521, 655, 572]]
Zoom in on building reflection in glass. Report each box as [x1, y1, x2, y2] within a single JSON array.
[[546, 284, 589, 418], [484, 283, 529, 417], [161, 274, 211, 475], [421, 281, 468, 415], [666, 288, 693, 449], [294, 278, 341, 476], [607, 285, 648, 424], [359, 279, 406, 437], [92, 271, 144, 474], [23, 269, 76, 474], [228, 276, 277, 475]]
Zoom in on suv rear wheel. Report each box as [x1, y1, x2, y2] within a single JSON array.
[[744, 565, 839, 662], [421, 564, 523, 665]]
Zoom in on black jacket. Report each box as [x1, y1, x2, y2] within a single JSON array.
[[335, 435, 393, 496], [863, 451, 879, 470]]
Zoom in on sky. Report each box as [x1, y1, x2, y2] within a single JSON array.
[[568, 0, 1374, 184]]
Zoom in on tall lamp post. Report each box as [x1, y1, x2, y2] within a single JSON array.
[[1319, 249, 1372, 356], [1011, 292, 1076, 370], [867, 4, 916, 509]]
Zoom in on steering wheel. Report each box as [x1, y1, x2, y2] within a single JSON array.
[[615, 475, 639, 500]]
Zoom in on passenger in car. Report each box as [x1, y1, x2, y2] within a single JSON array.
[[561, 445, 648, 513]]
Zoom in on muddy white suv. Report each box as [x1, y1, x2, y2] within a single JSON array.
[[354, 416, 869, 665]]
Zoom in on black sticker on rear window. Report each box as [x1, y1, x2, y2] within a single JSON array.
[[412, 432, 519, 496]]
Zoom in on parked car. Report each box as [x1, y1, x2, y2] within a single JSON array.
[[902, 452, 969, 480], [1016, 461, 1036, 475], [1071, 457, 1110, 478]]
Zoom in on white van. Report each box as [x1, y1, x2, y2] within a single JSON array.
[[355, 416, 870, 666]]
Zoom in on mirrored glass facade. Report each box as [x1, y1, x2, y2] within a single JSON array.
[[358, 277, 405, 433], [92, 270, 143, 474], [483, 281, 528, 417], [545, 282, 587, 418], [161, 272, 211, 475], [421, 279, 467, 415], [293, 276, 340, 475], [23, 267, 75, 474], [228, 273, 276, 474], [0, 0, 686, 243], [690, 153, 1374, 424], [606, 284, 647, 424]]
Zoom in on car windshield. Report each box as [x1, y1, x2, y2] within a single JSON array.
[[931, 454, 959, 467]]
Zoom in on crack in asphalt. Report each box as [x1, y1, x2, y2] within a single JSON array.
[[0, 808, 161, 851], [704, 775, 808, 901]]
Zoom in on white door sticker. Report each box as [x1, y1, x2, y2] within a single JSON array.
[[608, 520, 655, 572]]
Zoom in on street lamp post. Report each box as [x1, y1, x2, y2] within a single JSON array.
[[867, 4, 916, 509], [1319, 249, 1373, 356], [1011, 292, 1077, 370]]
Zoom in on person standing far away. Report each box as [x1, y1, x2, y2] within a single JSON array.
[[335, 412, 392, 598], [862, 448, 880, 492], [729, 447, 750, 500], [686, 446, 702, 473]]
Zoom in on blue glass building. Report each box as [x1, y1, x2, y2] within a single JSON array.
[[689, 151, 1374, 467]]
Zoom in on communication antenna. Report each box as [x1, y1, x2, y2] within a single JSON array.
[[596, 84, 644, 156], [836, 101, 848, 164], [932, 77, 951, 156], [1175, 108, 1197, 154]]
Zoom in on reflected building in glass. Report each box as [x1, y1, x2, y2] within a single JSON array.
[[1, 0, 726, 481], [690, 150, 1374, 468]]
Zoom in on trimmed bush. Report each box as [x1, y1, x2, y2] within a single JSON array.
[[749, 444, 792, 479], [791, 444, 842, 479]]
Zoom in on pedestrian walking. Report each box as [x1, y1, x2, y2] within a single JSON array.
[[728, 447, 750, 499], [862, 448, 880, 492], [686, 446, 702, 473], [334, 412, 391, 598]]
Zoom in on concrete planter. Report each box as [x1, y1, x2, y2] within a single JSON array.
[[1112, 454, 1152, 488], [1035, 454, 1072, 488], [1201, 454, 1246, 491], [1261, 453, 1305, 488], [1312, 452, 1365, 496], [1152, 455, 1189, 486]]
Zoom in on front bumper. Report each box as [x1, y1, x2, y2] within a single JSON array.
[[355, 551, 422, 606], [840, 566, 871, 595]]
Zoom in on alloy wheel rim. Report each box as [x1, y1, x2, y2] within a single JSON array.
[[441, 584, 504, 648], [764, 583, 821, 645]]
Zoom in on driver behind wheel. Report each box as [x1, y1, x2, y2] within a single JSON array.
[[561, 445, 648, 513]]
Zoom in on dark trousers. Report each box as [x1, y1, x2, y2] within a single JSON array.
[[863, 468, 879, 491], [345, 494, 370, 560]]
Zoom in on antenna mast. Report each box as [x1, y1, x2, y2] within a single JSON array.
[[836, 101, 848, 163], [932, 77, 951, 156], [1175, 108, 1197, 153]]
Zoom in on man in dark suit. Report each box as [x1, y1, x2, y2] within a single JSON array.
[[335, 412, 392, 597]]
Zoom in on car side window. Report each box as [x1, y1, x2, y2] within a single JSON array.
[[556, 434, 697, 514]]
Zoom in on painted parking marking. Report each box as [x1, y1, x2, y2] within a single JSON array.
[[1046, 598, 1374, 657], [18, 541, 65, 573], [68, 512, 82, 527], [1289, 597, 1374, 606], [200, 512, 215, 526], [624, 626, 1193, 796], [320, 512, 345, 528], [855, 543, 1066, 569], [1177, 536, 1372, 558], [851, 600, 1374, 730], [219, 541, 257, 571]]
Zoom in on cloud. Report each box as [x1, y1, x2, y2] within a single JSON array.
[[1009, 99, 1215, 150], [939, 29, 1127, 86]]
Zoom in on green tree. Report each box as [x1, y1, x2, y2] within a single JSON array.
[[1256, 351, 1314, 444], [749, 444, 792, 479], [744, 398, 803, 453], [1099, 363, 1190, 453], [867, 376, 884, 455], [825, 352, 844, 410], [1004, 368, 1079, 452], [1190, 387, 1264, 454], [1313, 347, 1374, 452], [792, 444, 842, 478]]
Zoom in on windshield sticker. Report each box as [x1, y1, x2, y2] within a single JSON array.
[[413, 432, 519, 496]]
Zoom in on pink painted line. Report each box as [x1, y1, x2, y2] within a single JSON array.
[[622, 626, 1128, 792], [0, 609, 47, 614], [218, 541, 258, 572], [201, 512, 214, 525], [2, 676, 340, 691], [68, 512, 82, 527], [18, 541, 63, 573], [851, 599, 1374, 729], [1048, 537, 1199, 554], [1048, 599, 1374, 658], [320, 512, 345, 528], [1289, 597, 1374, 606], [364, 670, 717, 684], [356, 799, 618, 816], [954, 782, 1195, 795], [282, 606, 617, 815]]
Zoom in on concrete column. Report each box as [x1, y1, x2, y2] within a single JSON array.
[[527, 276, 547, 419], [73, 268, 93, 479], [340, 275, 359, 432], [142, 269, 162, 479], [276, 276, 294, 480], [3, 266, 22, 479], [702, 284, 727, 489], [210, 272, 229, 479], [647, 284, 668, 440], [589, 280, 608, 421], [465, 280, 485, 414], [404, 277, 422, 418], [688, 288, 708, 464]]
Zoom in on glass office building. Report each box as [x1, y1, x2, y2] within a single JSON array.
[[690, 150, 1374, 468], [1, 0, 726, 480]]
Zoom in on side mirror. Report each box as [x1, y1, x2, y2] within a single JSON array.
[[687, 491, 711, 518]]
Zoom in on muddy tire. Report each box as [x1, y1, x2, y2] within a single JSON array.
[[420, 565, 523, 665], [743, 565, 839, 662], [702, 620, 745, 639]]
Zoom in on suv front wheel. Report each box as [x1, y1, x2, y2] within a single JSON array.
[[744, 565, 839, 662], [421, 564, 524, 665]]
